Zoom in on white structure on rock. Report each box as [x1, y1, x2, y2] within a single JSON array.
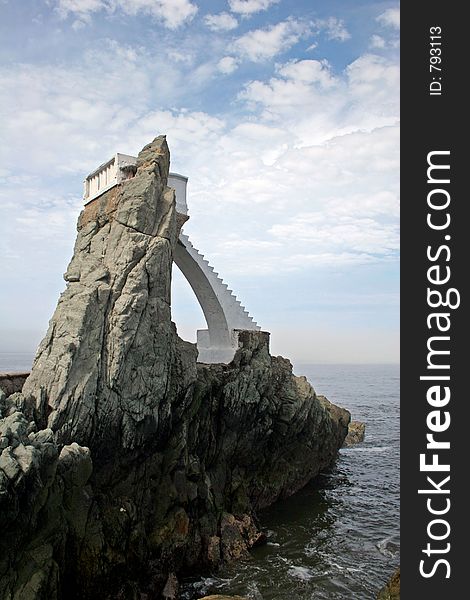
[[84, 153, 137, 203], [83, 154, 260, 364]]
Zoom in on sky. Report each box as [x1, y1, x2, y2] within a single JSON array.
[[0, 0, 399, 364]]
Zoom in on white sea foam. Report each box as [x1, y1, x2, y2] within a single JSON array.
[[342, 446, 391, 453], [288, 565, 315, 581], [377, 536, 400, 557]]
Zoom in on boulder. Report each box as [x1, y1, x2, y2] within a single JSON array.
[[343, 420, 366, 446]]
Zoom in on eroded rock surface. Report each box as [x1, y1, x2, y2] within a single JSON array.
[[0, 136, 350, 600]]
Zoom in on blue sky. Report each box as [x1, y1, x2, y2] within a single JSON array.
[[0, 0, 399, 363]]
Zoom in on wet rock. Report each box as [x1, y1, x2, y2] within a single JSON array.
[[343, 420, 366, 446], [377, 567, 400, 599]]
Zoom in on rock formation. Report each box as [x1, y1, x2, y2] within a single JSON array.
[[0, 136, 350, 600], [343, 420, 366, 446]]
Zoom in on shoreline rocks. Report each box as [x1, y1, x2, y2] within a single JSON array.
[[0, 136, 350, 599], [343, 420, 366, 446]]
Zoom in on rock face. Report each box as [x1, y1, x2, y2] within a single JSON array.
[[343, 420, 366, 446], [0, 136, 350, 600]]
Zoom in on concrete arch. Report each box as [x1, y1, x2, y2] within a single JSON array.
[[173, 233, 260, 363], [173, 240, 232, 349], [167, 173, 260, 363]]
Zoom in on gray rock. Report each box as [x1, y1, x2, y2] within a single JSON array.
[[343, 420, 366, 446]]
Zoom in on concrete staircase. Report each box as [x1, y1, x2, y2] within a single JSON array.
[[178, 233, 260, 332]]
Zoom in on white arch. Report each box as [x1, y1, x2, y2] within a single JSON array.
[[167, 173, 260, 363], [174, 232, 260, 363]]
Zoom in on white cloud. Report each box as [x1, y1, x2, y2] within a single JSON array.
[[56, 0, 104, 15], [313, 17, 350, 41], [277, 59, 336, 87], [0, 40, 399, 286], [166, 49, 194, 64], [370, 34, 386, 49], [217, 56, 239, 74], [55, 0, 198, 29], [239, 54, 399, 145], [232, 18, 310, 62], [205, 12, 238, 31], [269, 213, 398, 256], [228, 0, 280, 16], [0, 40, 223, 177], [346, 53, 400, 111], [377, 7, 400, 29]]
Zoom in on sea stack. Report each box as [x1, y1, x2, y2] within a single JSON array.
[[0, 136, 350, 599]]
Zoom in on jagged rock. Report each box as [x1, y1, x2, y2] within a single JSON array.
[[0, 404, 92, 600], [343, 420, 366, 446], [0, 135, 350, 599], [377, 567, 400, 599]]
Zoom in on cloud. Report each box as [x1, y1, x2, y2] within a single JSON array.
[[54, 0, 198, 29], [0, 40, 218, 176], [269, 213, 398, 256], [204, 12, 238, 31], [228, 0, 280, 16], [239, 54, 399, 144], [232, 18, 310, 62], [217, 56, 239, 74], [0, 38, 398, 284], [377, 7, 400, 29], [276, 59, 336, 87], [313, 17, 350, 41], [370, 34, 386, 49]]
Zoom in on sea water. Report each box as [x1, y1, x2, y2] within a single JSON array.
[[0, 352, 35, 372]]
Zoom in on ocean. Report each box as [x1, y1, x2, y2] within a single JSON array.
[[181, 363, 400, 599], [0, 352, 36, 373], [0, 356, 400, 599]]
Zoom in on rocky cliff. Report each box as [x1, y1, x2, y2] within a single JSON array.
[[0, 136, 350, 600]]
